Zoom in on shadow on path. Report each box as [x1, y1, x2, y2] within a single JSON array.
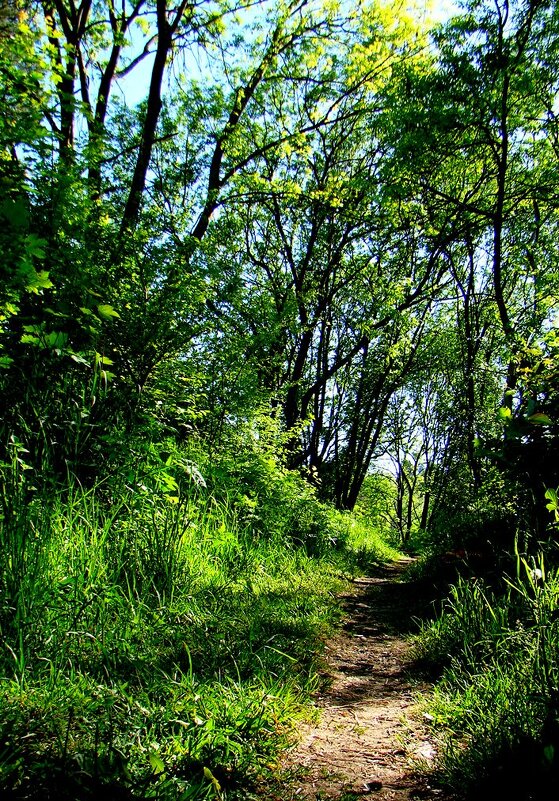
[[268, 559, 454, 801]]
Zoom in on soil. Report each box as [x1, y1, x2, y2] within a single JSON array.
[[267, 559, 455, 801]]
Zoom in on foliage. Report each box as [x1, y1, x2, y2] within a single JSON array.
[[0, 416, 394, 797], [425, 466, 519, 556], [1, 0, 559, 794], [416, 554, 559, 800]]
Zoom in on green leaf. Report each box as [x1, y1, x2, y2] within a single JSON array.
[[203, 767, 222, 794], [527, 413, 552, 425], [97, 304, 121, 320], [100, 369, 116, 381], [94, 352, 114, 366], [545, 489, 558, 514], [69, 352, 90, 366], [149, 753, 165, 775], [20, 333, 40, 345], [45, 307, 69, 318], [34, 270, 54, 290], [45, 331, 68, 349], [24, 234, 45, 259]]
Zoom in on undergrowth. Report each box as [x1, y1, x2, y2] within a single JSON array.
[[415, 553, 559, 801], [0, 436, 395, 799]]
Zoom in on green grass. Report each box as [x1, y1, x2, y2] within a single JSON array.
[[415, 557, 559, 800], [341, 515, 401, 570], [0, 451, 393, 800]]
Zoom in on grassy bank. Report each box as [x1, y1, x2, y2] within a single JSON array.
[[415, 554, 559, 800], [0, 440, 398, 800]]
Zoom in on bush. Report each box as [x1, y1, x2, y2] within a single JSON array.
[[426, 467, 519, 557]]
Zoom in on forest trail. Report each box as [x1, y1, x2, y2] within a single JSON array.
[[270, 559, 453, 801]]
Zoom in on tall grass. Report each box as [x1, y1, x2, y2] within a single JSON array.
[[415, 556, 559, 800], [0, 438, 394, 799]]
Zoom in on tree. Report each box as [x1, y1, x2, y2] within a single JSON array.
[[375, 0, 559, 548], [194, 11, 447, 507], [391, 0, 559, 407], [2, 0, 387, 475]]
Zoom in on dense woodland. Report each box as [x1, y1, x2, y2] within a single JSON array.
[[1, 0, 559, 797]]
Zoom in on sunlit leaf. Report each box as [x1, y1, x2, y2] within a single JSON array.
[[149, 753, 165, 775], [97, 304, 121, 320], [94, 352, 114, 366]]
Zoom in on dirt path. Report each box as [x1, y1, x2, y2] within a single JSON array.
[[270, 559, 452, 801]]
